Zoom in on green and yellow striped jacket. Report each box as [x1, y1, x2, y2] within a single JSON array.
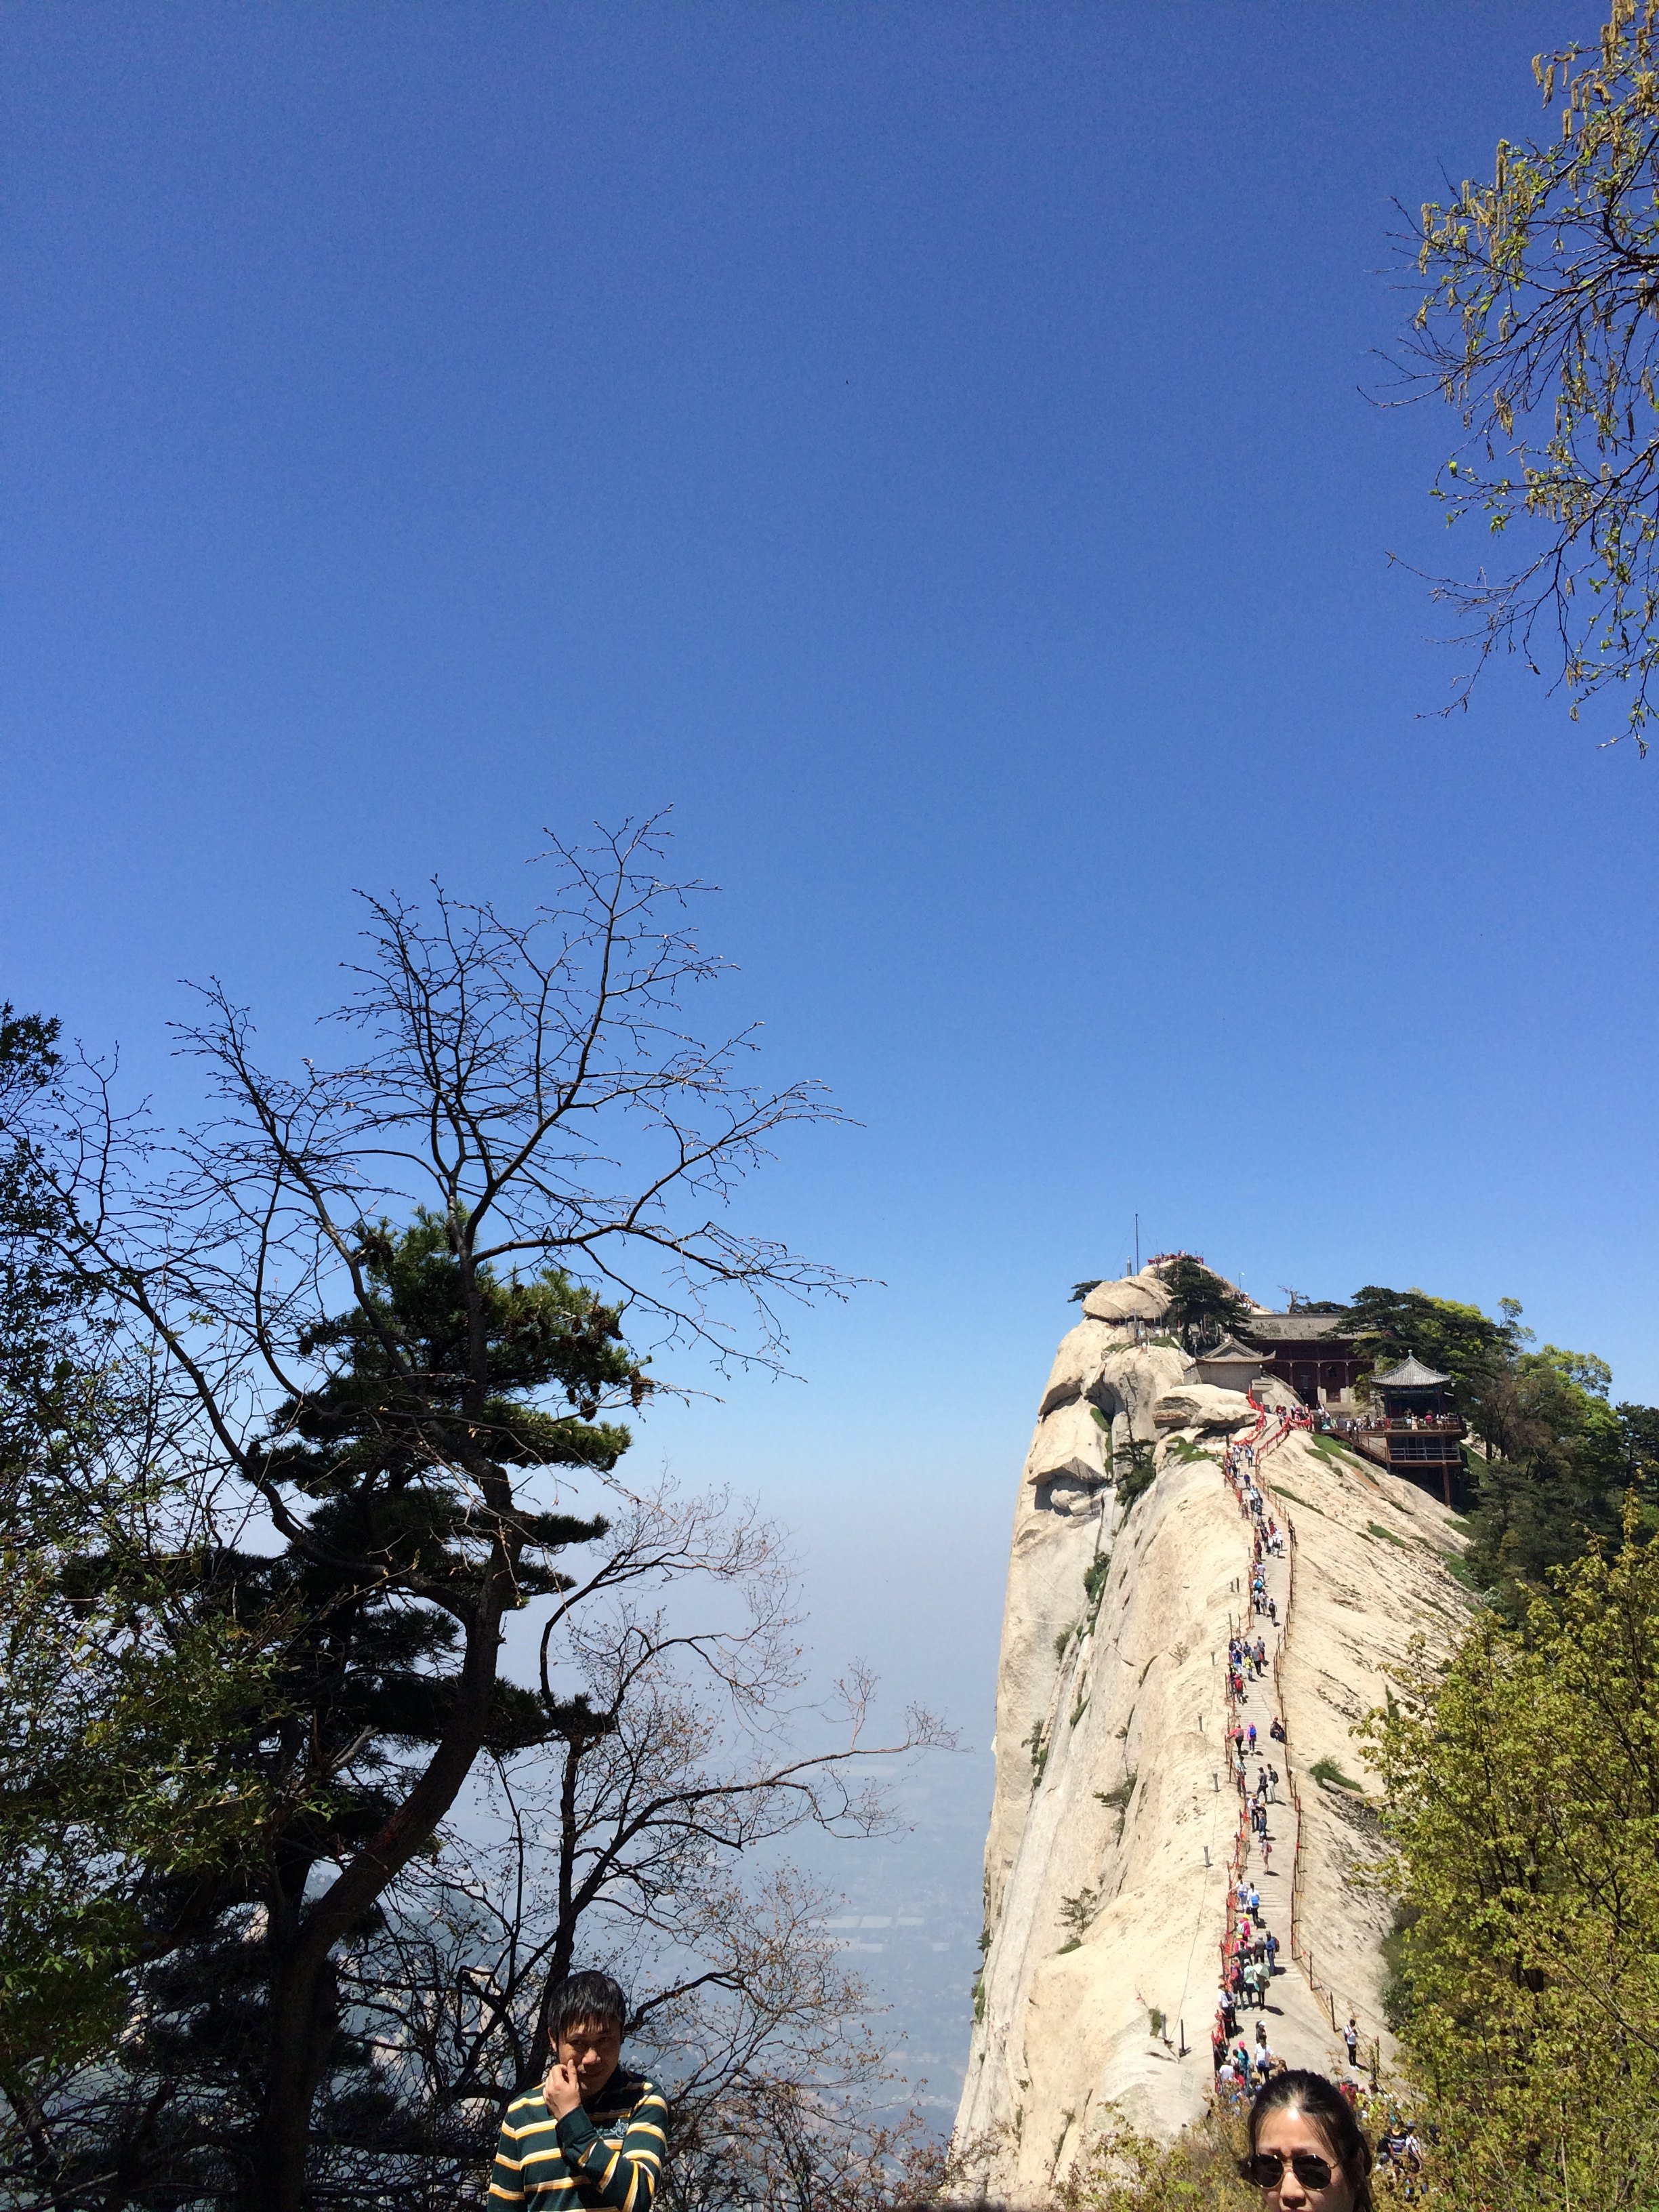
[[491, 2070, 667, 2212]]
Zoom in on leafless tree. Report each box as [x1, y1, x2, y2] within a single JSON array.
[[5, 820, 937, 2212], [328, 1568, 949, 2211]]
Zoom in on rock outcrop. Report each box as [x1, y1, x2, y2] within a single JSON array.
[[953, 1272, 1470, 2202]]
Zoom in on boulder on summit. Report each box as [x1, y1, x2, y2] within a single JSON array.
[[1151, 1383, 1257, 1433], [1080, 1273, 1170, 1324]]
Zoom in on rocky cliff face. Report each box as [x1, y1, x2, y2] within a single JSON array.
[[953, 1272, 1469, 2202]]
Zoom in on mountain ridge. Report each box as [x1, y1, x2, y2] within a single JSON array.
[[951, 1271, 1471, 2202]]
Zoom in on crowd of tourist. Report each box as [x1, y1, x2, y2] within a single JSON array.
[[1212, 1393, 1389, 2151], [1317, 1408, 1458, 1437], [1216, 1405, 1300, 2095]]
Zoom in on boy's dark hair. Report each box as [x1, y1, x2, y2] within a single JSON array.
[[546, 1969, 628, 2050], [1247, 2070, 1374, 2212]]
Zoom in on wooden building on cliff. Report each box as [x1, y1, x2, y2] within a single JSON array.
[[1361, 1353, 1465, 1502], [1241, 1311, 1366, 1408], [1222, 1305, 1467, 1505]]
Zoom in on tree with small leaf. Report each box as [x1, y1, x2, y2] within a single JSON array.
[[1361, 1514, 1659, 2208], [1401, 1, 1659, 748]]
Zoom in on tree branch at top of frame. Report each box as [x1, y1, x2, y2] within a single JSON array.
[[1387, 1, 1659, 749]]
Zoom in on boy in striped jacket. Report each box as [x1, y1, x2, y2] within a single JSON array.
[[491, 1972, 668, 2212]]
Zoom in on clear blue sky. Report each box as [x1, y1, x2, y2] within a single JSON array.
[[1, 0, 1644, 2087]]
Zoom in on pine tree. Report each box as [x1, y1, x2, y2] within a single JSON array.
[[1157, 1258, 1251, 1353], [83, 1218, 641, 2201]]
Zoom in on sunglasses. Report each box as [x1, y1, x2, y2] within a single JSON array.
[[1239, 2151, 1336, 2191]]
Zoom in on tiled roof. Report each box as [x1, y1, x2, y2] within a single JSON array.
[[1197, 1334, 1265, 1365], [1373, 1353, 1451, 1387], [1242, 1313, 1351, 1344]]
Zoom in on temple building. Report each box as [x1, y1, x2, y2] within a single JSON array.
[[1241, 1310, 1366, 1408], [1192, 1333, 1268, 1393], [1363, 1352, 1465, 1502]]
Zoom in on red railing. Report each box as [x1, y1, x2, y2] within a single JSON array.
[[1216, 1395, 1293, 2007], [1209, 1399, 1384, 2083]]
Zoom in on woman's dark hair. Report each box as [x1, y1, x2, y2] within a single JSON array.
[[1248, 2071, 1373, 2210], [546, 1969, 628, 2049]]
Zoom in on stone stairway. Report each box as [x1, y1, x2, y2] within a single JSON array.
[[1235, 1528, 1351, 2080]]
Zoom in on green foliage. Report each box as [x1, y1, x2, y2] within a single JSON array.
[[1115, 1440, 1158, 1512], [1466, 1351, 1659, 1615], [1059, 1883, 1103, 1938], [185, 1214, 624, 1832], [0, 1010, 287, 2089], [1309, 1756, 1363, 1793], [1054, 2100, 1254, 2211], [1367, 1521, 1408, 1549], [1163, 1436, 1213, 1465], [1534, 1343, 1613, 1399], [0, 1197, 627, 2186], [1094, 1770, 1136, 1842], [1345, 1284, 1515, 1407], [1083, 1553, 1112, 1611], [1380, 1902, 1421, 2035], [1156, 1259, 1252, 1353], [1442, 1547, 1490, 1597], [1026, 1717, 1050, 1790], [258, 1207, 638, 1507], [0, 1525, 288, 2085], [1347, 1284, 1659, 1620], [1362, 1515, 1659, 2206], [1406, 3, 1659, 747], [1304, 1430, 1360, 1467]]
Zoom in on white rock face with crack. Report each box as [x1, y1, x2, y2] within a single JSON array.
[[953, 1273, 1470, 2203]]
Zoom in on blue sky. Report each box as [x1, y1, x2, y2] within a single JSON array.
[[1, 0, 1645, 2085]]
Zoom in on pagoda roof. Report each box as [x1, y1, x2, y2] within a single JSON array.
[[1373, 1353, 1451, 1388], [1198, 1334, 1265, 1365]]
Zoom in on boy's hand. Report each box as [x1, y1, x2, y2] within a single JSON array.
[[544, 2057, 583, 2118]]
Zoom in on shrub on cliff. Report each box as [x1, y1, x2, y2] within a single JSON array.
[[1115, 1439, 1158, 1511], [1054, 2102, 1252, 2211]]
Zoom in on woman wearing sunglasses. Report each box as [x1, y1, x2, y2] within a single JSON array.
[[1238, 2070, 1375, 2210]]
